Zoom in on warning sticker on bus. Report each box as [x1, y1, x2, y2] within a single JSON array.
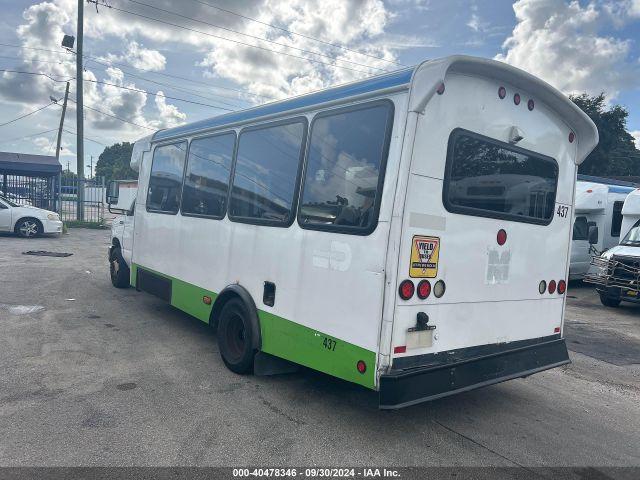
[[409, 235, 440, 278]]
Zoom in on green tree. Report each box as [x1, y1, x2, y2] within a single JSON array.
[[571, 93, 640, 176], [95, 142, 137, 183]]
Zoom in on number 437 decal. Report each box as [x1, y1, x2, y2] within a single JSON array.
[[556, 205, 569, 218]]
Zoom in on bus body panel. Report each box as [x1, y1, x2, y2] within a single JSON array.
[[130, 93, 410, 389], [389, 71, 577, 364]]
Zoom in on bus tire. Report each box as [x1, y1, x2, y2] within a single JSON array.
[[109, 247, 130, 288], [217, 298, 256, 374], [599, 293, 620, 308]]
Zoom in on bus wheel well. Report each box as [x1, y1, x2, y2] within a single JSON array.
[[209, 285, 262, 351]]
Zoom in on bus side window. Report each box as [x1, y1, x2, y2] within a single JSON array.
[[181, 132, 235, 219], [146, 142, 187, 214], [611, 201, 624, 237], [228, 119, 306, 226], [573, 216, 588, 241], [298, 101, 394, 235]]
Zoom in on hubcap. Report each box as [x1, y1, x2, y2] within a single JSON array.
[[19, 221, 38, 237]]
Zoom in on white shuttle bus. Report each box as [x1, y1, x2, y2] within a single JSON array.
[[570, 176, 635, 279], [107, 56, 598, 408]]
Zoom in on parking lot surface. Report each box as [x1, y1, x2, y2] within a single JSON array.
[[0, 229, 639, 467]]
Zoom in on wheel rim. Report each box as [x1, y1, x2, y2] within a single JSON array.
[[224, 313, 246, 362], [19, 220, 38, 237]]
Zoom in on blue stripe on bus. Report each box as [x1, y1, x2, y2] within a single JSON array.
[[153, 68, 415, 142]]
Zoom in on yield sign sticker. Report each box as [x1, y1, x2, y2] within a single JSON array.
[[409, 235, 440, 278]]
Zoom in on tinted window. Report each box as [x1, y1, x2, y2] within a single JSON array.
[[229, 120, 305, 225], [298, 102, 393, 233], [611, 201, 624, 237], [573, 216, 588, 240], [181, 133, 235, 218], [444, 130, 558, 225], [147, 142, 187, 214]]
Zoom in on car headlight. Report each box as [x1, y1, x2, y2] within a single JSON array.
[[47, 213, 59, 220]]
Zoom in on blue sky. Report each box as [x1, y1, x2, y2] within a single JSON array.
[[0, 0, 638, 174]]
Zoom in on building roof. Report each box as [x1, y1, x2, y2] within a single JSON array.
[[0, 151, 62, 177], [154, 67, 415, 142]]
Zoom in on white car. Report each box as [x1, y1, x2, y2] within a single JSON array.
[[0, 194, 63, 238]]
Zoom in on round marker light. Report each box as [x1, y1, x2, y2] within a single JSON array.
[[528, 99, 535, 111], [356, 360, 367, 374], [548, 280, 557, 294], [437, 82, 445, 95], [498, 86, 506, 99], [417, 280, 431, 299], [433, 280, 446, 298], [398, 279, 415, 300], [539, 280, 547, 294], [497, 229, 507, 246], [514, 93, 521, 105], [558, 280, 566, 295], [569, 132, 575, 143]]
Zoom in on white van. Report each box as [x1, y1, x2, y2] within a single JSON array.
[[107, 56, 598, 408], [570, 177, 635, 279], [586, 188, 640, 307]]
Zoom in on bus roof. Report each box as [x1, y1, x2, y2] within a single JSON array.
[[577, 174, 639, 190], [154, 67, 415, 142]]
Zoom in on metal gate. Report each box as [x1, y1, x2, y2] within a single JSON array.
[[1, 174, 56, 210], [59, 176, 106, 224]]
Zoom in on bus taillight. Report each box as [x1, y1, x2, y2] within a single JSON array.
[[399, 280, 415, 300], [558, 280, 566, 294], [356, 360, 367, 374], [548, 280, 557, 294], [417, 280, 431, 299]]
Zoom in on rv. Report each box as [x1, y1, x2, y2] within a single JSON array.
[[570, 176, 635, 279], [106, 56, 598, 408]]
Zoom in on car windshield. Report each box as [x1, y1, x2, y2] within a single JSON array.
[[0, 194, 19, 207], [621, 221, 640, 246]]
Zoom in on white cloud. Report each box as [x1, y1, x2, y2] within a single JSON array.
[[151, 91, 187, 129], [495, 0, 638, 99], [632, 131, 640, 150], [107, 41, 166, 72]]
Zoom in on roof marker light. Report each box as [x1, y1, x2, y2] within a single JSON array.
[[498, 86, 506, 99], [527, 99, 534, 111], [497, 229, 507, 246], [514, 93, 521, 105], [569, 132, 575, 143], [437, 82, 445, 95]]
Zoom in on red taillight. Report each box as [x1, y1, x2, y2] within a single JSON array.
[[394, 346, 407, 354], [558, 280, 566, 294], [498, 86, 506, 99], [548, 280, 557, 294], [497, 229, 507, 246], [356, 360, 367, 374], [437, 82, 445, 95], [527, 99, 534, 111], [554, 327, 561, 333], [399, 279, 415, 300], [569, 132, 575, 143], [514, 93, 521, 105], [417, 280, 431, 299]]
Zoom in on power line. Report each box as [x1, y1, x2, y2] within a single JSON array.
[[0, 68, 72, 82], [0, 54, 73, 66], [185, 0, 405, 67], [126, 0, 388, 72], [83, 77, 235, 110], [88, 1, 378, 75], [0, 101, 57, 128], [0, 128, 58, 144], [63, 128, 108, 146], [68, 97, 155, 131]]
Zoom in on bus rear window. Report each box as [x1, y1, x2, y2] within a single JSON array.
[[443, 129, 558, 225]]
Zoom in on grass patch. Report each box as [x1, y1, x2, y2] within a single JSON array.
[[64, 220, 107, 230]]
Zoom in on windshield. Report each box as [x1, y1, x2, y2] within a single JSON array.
[[0, 194, 19, 207], [621, 220, 640, 246]]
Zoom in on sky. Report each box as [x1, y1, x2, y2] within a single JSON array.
[[0, 0, 638, 175]]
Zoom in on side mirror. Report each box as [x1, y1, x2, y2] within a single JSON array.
[[106, 181, 120, 205], [588, 225, 599, 245]]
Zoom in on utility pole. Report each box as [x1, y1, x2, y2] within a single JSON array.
[[55, 81, 69, 215], [76, 0, 84, 221]]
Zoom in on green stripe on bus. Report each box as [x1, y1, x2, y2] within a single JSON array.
[[131, 264, 376, 389]]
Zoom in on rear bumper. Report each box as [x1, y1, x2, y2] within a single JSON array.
[[379, 337, 570, 409]]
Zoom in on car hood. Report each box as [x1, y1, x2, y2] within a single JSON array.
[[12, 205, 57, 218], [603, 244, 640, 259]]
